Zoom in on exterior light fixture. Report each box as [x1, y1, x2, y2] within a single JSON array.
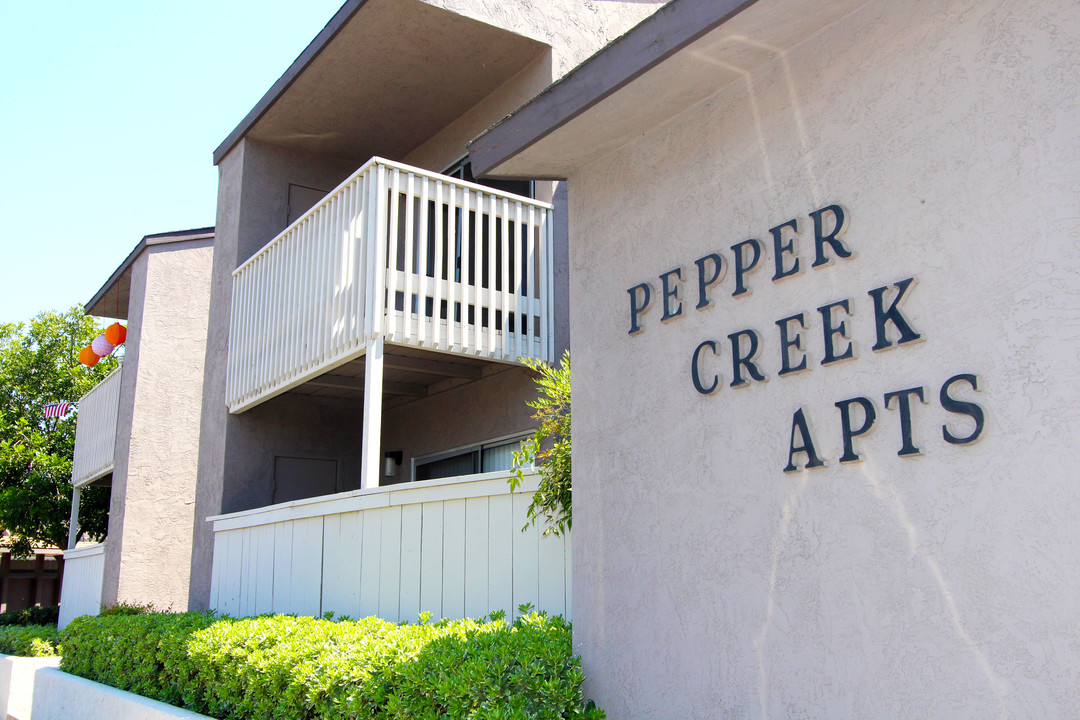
[[384, 451, 403, 478]]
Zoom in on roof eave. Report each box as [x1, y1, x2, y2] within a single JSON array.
[[212, 0, 368, 165], [467, 0, 761, 179]]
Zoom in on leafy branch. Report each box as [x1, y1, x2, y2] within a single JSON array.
[[510, 351, 571, 536]]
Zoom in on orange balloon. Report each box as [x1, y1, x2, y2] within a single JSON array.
[[104, 322, 127, 346], [79, 346, 100, 367]]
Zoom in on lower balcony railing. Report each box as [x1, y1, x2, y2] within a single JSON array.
[[71, 367, 122, 487], [57, 543, 105, 629], [226, 158, 555, 413], [207, 470, 570, 622]]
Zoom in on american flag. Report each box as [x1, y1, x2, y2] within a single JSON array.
[[42, 402, 72, 419]]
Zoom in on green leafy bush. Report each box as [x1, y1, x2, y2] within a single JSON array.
[[0, 624, 60, 656], [375, 612, 602, 720], [0, 604, 59, 626], [60, 609, 603, 719], [99, 600, 157, 616], [61, 611, 216, 706]]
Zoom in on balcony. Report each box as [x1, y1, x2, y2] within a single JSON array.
[[226, 157, 554, 414], [71, 367, 122, 487]]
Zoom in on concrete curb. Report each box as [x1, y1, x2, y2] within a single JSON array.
[[30, 668, 213, 720], [0, 655, 61, 720]]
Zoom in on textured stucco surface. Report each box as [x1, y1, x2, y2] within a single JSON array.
[[424, 0, 666, 82], [563, 0, 1080, 717], [102, 239, 213, 610]]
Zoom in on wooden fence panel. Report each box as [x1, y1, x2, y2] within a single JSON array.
[[58, 545, 105, 629], [207, 471, 570, 623]]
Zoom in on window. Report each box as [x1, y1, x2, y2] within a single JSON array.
[[273, 456, 337, 503], [413, 434, 530, 482], [441, 156, 534, 199], [287, 183, 330, 226]]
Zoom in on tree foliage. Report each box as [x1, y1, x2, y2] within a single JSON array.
[[511, 351, 572, 536], [0, 307, 115, 555]]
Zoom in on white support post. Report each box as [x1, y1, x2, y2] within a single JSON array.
[[67, 486, 81, 550], [361, 335, 385, 489]]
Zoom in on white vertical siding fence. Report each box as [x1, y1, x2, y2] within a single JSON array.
[[226, 158, 554, 413], [71, 367, 122, 487], [58, 543, 105, 629], [207, 470, 571, 622]]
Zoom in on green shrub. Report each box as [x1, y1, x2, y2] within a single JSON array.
[[0, 604, 59, 627], [61, 611, 216, 706], [60, 609, 604, 720], [376, 612, 603, 720], [99, 600, 158, 616], [184, 614, 404, 719], [0, 624, 60, 656]]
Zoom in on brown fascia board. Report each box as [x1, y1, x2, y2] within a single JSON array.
[[84, 227, 215, 317], [468, 0, 761, 179], [212, 0, 369, 166]]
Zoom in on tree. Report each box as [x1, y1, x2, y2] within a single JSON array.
[[0, 307, 116, 556], [511, 351, 571, 536]]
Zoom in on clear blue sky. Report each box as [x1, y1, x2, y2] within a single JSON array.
[[0, 0, 345, 325]]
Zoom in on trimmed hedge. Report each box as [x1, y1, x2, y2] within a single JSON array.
[[0, 604, 59, 627], [60, 610, 604, 720], [0, 624, 60, 656]]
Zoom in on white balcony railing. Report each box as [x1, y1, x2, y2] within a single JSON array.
[[71, 367, 122, 487], [207, 470, 570, 622], [226, 158, 555, 413], [57, 543, 105, 629]]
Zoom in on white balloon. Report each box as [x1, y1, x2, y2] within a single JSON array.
[[91, 334, 115, 357]]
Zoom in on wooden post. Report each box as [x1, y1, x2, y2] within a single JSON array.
[[32, 553, 46, 606], [67, 486, 81, 550], [361, 335, 384, 489], [54, 555, 65, 606], [0, 553, 10, 613]]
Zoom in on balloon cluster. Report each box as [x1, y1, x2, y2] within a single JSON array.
[[79, 322, 127, 367]]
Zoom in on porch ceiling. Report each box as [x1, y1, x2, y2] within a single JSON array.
[[285, 344, 495, 409], [214, 0, 549, 165]]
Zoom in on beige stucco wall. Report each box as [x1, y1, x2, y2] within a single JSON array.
[[563, 0, 1080, 717], [102, 239, 213, 610], [425, 0, 665, 78]]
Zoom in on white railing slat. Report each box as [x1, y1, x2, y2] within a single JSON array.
[[402, 172, 416, 348], [432, 180, 446, 352], [386, 169, 401, 342], [500, 198, 511, 360], [417, 176, 431, 349], [447, 184, 459, 353], [526, 204, 537, 359]]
